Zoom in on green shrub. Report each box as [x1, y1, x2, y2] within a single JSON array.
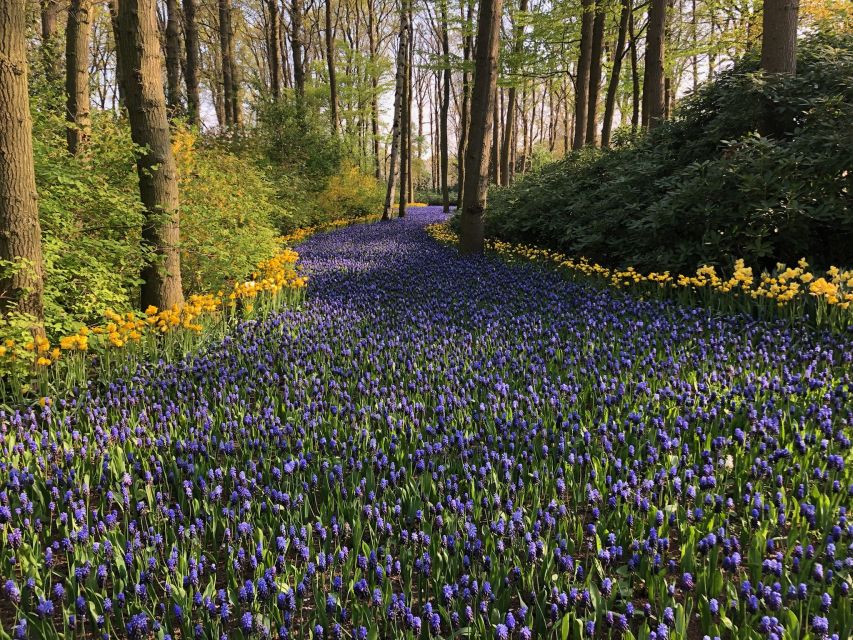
[[485, 33, 853, 273]]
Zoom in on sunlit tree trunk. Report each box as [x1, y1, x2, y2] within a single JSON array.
[[0, 0, 46, 328], [383, 0, 408, 220], [116, 0, 184, 310], [219, 0, 235, 125], [65, 0, 93, 155], [325, 0, 338, 132], [291, 0, 305, 96], [460, 0, 503, 254], [457, 0, 473, 208], [500, 0, 527, 186], [164, 0, 182, 114], [439, 0, 451, 211], [268, 0, 280, 99]]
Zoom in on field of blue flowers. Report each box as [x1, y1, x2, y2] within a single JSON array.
[[0, 207, 850, 640]]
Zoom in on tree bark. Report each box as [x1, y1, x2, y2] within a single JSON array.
[[572, 0, 594, 149], [325, 0, 338, 132], [628, 8, 639, 132], [218, 0, 234, 125], [268, 0, 280, 99], [585, 2, 605, 145], [383, 0, 408, 220], [65, 0, 93, 156], [398, 0, 411, 218], [291, 0, 305, 96], [165, 0, 183, 115], [227, 2, 241, 127], [439, 0, 451, 212], [40, 0, 62, 82], [0, 0, 46, 326], [116, 0, 184, 310], [183, 0, 201, 124], [457, 0, 473, 208], [642, 0, 667, 128], [367, 0, 380, 179], [601, 0, 629, 147], [500, 0, 527, 186], [761, 0, 799, 74], [460, 0, 503, 254]]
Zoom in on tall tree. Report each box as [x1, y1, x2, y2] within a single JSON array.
[[219, 0, 235, 125], [397, 0, 412, 218], [601, 0, 630, 147], [383, 0, 408, 220], [585, 1, 605, 145], [165, 0, 183, 114], [291, 0, 305, 96], [572, 0, 594, 149], [116, 0, 184, 310], [761, 0, 799, 74], [460, 0, 504, 254], [500, 0, 528, 186], [0, 0, 46, 327], [268, 0, 281, 99], [642, 0, 667, 128], [439, 0, 452, 212], [325, 0, 338, 132], [457, 0, 474, 208], [65, 0, 93, 155], [366, 0, 380, 179], [183, 0, 201, 124]]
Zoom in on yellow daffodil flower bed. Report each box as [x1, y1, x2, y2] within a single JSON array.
[[426, 222, 852, 331]]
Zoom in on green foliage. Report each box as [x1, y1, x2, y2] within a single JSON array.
[[485, 34, 853, 273]]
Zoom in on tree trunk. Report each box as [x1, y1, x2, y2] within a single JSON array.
[[116, 0, 184, 311], [0, 0, 46, 327], [291, 0, 305, 96], [460, 0, 503, 254], [601, 0, 629, 147], [268, 0, 280, 99], [500, 0, 527, 186], [628, 8, 639, 132], [761, 0, 799, 74], [325, 0, 338, 132], [367, 0, 380, 179], [439, 0, 451, 211], [398, 1, 411, 218], [383, 1, 408, 220], [572, 0, 594, 149], [40, 0, 62, 82], [227, 2, 241, 127], [585, 2, 605, 145], [642, 0, 666, 128], [183, 0, 201, 124], [457, 0, 473, 209], [164, 0, 182, 115], [219, 0, 234, 125], [65, 0, 93, 156]]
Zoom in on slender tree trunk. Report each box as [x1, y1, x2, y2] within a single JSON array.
[[383, 1, 408, 220], [219, 0, 234, 125], [291, 0, 305, 96], [65, 0, 93, 156], [500, 0, 527, 186], [165, 0, 183, 115], [268, 0, 280, 99], [460, 0, 503, 254], [0, 0, 46, 327], [227, 2, 241, 127], [457, 0, 473, 208], [691, 0, 698, 89], [406, 13, 414, 205], [601, 0, 629, 147], [367, 0, 380, 179], [440, 0, 451, 211], [398, 1, 411, 218], [761, 0, 799, 74], [183, 0, 201, 124], [572, 0, 594, 149], [642, 0, 666, 128], [116, 0, 184, 310], [629, 8, 639, 132], [585, 2, 605, 145], [325, 0, 338, 132]]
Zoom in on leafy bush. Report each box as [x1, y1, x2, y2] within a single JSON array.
[[317, 161, 384, 220], [485, 34, 853, 273]]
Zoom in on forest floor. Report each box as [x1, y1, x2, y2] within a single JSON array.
[[1, 206, 850, 638]]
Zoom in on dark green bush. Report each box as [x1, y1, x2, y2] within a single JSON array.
[[485, 34, 853, 273]]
